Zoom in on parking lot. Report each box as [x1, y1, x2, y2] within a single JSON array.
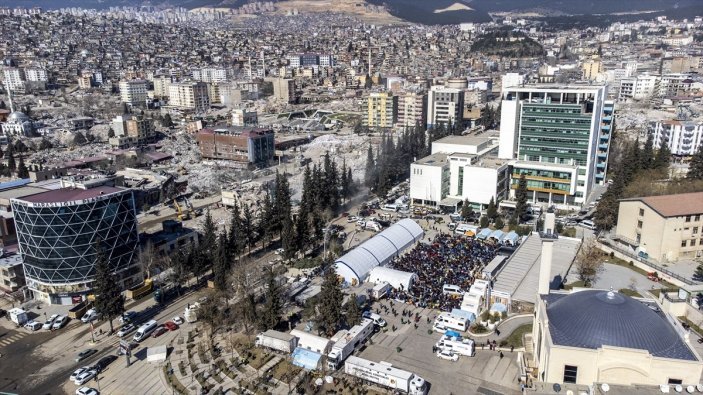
[[356, 300, 522, 395]]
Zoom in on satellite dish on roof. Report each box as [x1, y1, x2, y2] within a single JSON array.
[[566, 390, 574, 395], [661, 385, 670, 393], [676, 385, 684, 393], [687, 385, 695, 393], [601, 383, 610, 392], [696, 383, 703, 392], [553, 383, 562, 393]]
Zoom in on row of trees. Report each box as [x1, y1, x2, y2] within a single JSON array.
[[594, 134, 673, 231]]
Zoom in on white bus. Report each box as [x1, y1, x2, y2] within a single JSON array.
[[579, 219, 596, 230], [454, 224, 478, 237], [133, 320, 158, 342], [442, 284, 464, 296]]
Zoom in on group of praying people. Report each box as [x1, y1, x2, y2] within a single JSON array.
[[387, 233, 498, 311]]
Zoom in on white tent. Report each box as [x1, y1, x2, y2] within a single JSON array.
[[147, 345, 167, 363], [367, 266, 417, 291], [335, 219, 423, 286]]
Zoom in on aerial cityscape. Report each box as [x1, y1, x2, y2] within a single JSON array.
[[1, 0, 703, 394]]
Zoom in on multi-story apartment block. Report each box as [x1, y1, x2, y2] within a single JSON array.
[[196, 127, 274, 166], [24, 68, 47, 82], [619, 75, 658, 101], [2, 68, 24, 92], [650, 120, 703, 156], [427, 86, 464, 128], [362, 92, 398, 129], [152, 75, 172, 99], [396, 92, 427, 129], [119, 79, 148, 106], [616, 192, 703, 262], [499, 84, 611, 207], [269, 78, 295, 103], [168, 81, 210, 112], [192, 67, 228, 83], [111, 114, 156, 146]]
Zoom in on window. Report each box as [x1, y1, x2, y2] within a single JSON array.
[[563, 365, 578, 384], [637, 220, 643, 229], [458, 167, 464, 196], [692, 240, 697, 247], [686, 216, 692, 222], [669, 379, 683, 385], [695, 215, 701, 222], [682, 240, 688, 247], [694, 227, 699, 234], [639, 209, 645, 216]]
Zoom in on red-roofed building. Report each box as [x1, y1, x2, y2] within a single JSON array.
[[196, 126, 274, 166]]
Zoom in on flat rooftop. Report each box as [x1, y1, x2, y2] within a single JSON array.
[[492, 233, 581, 302], [17, 186, 125, 204], [434, 134, 494, 146], [413, 153, 448, 167], [0, 186, 49, 201]]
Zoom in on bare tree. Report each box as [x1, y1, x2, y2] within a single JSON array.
[[574, 239, 604, 287], [138, 240, 162, 280]]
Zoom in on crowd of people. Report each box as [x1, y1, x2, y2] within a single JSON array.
[[388, 233, 498, 311]]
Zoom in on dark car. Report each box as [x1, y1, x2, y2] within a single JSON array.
[[164, 321, 179, 331], [75, 349, 98, 362], [92, 355, 117, 373], [152, 326, 168, 338]]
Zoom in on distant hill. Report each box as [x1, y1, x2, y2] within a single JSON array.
[[2, 0, 703, 25]]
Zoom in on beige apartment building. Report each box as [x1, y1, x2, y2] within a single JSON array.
[[169, 81, 210, 112], [616, 192, 703, 262], [119, 79, 148, 106]]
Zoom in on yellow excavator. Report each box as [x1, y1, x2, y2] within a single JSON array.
[[173, 199, 192, 221]]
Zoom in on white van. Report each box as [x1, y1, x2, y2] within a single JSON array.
[[433, 312, 469, 333], [436, 336, 475, 357], [362, 311, 387, 327], [382, 204, 398, 212], [579, 220, 596, 230], [442, 284, 464, 297], [133, 320, 158, 342]]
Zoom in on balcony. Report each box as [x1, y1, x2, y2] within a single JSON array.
[[601, 124, 611, 131], [597, 163, 606, 169], [603, 115, 612, 121], [597, 152, 607, 158], [599, 143, 609, 150]]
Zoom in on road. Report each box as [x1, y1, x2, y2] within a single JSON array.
[[0, 287, 207, 395]]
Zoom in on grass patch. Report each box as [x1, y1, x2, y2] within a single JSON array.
[[499, 323, 532, 348], [271, 360, 302, 383], [679, 316, 703, 337], [198, 344, 210, 364], [249, 348, 275, 370], [164, 363, 189, 395], [618, 288, 642, 297], [560, 227, 577, 238]]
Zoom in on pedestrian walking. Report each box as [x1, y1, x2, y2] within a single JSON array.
[[510, 345, 514, 353], [499, 351, 504, 359]]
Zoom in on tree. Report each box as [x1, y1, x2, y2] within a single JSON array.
[[317, 266, 343, 336], [260, 267, 283, 330], [92, 243, 125, 333], [687, 144, 703, 181], [228, 202, 244, 257], [212, 231, 230, 292], [695, 264, 703, 282], [479, 215, 489, 228], [201, 209, 218, 264], [169, 250, 189, 295], [641, 133, 654, 170], [495, 216, 505, 229], [574, 240, 604, 287], [653, 140, 671, 170], [345, 293, 362, 327], [39, 138, 52, 150], [107, 128, 115, 138], [514, 174, 528, 222], [364, 145, 376, 189], [460, 199, 474, 221], [16, 155, 29, 179], [6, 144, 15, 172], [486, 197, 497, 222], [73, 132, 87, 146], [162, 114, 174, 128]]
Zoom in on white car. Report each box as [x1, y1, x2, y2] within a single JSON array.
[[70, 366, 91, 382], [81, 309, 100, 323], [43, 314, 59, 330], [436, 349, 459, 362], [172, 316, 184, 325], [52, 315, 68, 329], [24, 321, 42, 331], [117, 323, 135, 337], [76, 387, 99, 395], [74, 370, 97, 386]]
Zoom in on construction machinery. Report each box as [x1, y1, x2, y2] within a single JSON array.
[[173, 199, 191, 221]]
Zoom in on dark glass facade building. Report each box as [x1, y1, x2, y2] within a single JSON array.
[[11, 186, 140, 304]]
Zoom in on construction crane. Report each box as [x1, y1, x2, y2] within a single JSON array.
[[173, 199, 191, 221]]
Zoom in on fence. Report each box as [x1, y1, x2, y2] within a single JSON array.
[[598, 238, 696, 287]]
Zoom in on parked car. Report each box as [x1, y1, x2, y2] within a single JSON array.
[[119, 311, 137, 325], [73, 370, 97, 386], [75, 349, 98, 362], [81, 309, 100, 323], [172, 316, 184, 325], [52, 315, 69, 329], [43, 314, 59, 330], [164, 321, 179, 331], [70, 366, 91, 382], [436, 349, 459, 362], [76, 387, 99, 395], [92, 355, 117, 373], [117, 323, 136, 337], [24, 321, 42, 331], [151, 326, 168, 338]]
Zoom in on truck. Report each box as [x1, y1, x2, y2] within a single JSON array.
[[365, 221, 382, 232], [432, 312, 469, 333], [327, 319, 375, 370], [255, 330, 299, 353], [436, 334, 475, 357], [154, 284, 180, 304], [8, 308, 28, 325], [126, 279, 153, 300], [371, 282, 391, 299], [344, 356, 427, 395], [184, 302, 200, 323]]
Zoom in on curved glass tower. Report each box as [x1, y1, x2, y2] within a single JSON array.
[[11, 186, 140, 304]]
